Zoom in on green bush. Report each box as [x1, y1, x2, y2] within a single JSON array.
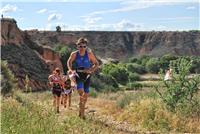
[[102, 64, 129, 85], [128, 57, 141, 64], [53, 45, 73, 74], [156, 58, 200, 111], [190, 56, 200, 73], [146, 58, 160, 73], [89, 88, 98, 98], [102, 63, 116, 75], [90, 73, 119, 92], [1, 60, 17, 96], [139, 55, 151, 66], [126, 63, 146, 74], [109, 66, 129, 85], [126, 82, 143, 90], [159, 54, 177, 71], [128, 73, 140, 81]]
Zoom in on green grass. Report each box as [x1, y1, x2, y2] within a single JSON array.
[[1, 91, 120, 134], [1, 93, 64, 134]]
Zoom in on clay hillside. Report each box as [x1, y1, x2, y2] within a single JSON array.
[[1, 18, 63, 91], [1, 18, 200, 91], [27, 27, 200, 59]]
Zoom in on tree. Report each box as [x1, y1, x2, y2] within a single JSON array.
[[156, 58, 200, 111], [146, 58, 160, 73], [25, 75, 32, 92], [1, 60, 17, 96], [56, 26, 61, 32]]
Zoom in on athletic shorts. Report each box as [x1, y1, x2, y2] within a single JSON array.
[[52, 88, 62, 97], [63, 89, 72, 95], [76, 76, 91, 93]]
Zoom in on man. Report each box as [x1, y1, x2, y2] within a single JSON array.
[[67, 37, 99, 119]]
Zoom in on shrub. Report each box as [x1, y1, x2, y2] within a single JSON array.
[[139, 55, 151, 66], [102, 63, 129, 85], [53, 45, 75, 74], [126, 82, 143, 90], [159, 54, 177, 70], [25, 75, 32, 92], [128, 57, 141, 64], [128, 73, 140, 81], [1, 60, 17, 96], [146, 58, 160, 73], [90, 73, 119, 92], [89, 88, 98, 98], [126, 63, 146, 74], [109, 66, 129, 85], [156, 58, 200, 111]]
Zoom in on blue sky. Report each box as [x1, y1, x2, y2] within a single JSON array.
[[0, 0, 199, 31]]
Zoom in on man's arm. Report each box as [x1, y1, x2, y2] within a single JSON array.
[[67, 51, 76, 71], [88, 52, 99, 73]]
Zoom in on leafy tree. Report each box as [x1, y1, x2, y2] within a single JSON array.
[[109, 67, 129, 85], [126, 63, 146, 74], [156, 58, 200, 111], [102, 64, 129, 85], [53, 45, 73, 74], [56, 26, 61, 32], [128, 72, 140, 81], [25, 75, 32, 92], [1, 60, 17, 96], [146, 58, 160, 73]]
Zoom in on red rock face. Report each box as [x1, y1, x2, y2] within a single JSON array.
[[1, 18, 24, 46], [41, 47, 63, 73], [1, 18, 63, 91]]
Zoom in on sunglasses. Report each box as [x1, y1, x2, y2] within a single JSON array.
[[78, 45, 87, 48]]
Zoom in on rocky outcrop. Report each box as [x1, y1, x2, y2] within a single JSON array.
[[40, 47, 63, 73], [1, 18, 63, 91], [1, 18, 24, 45], [27, 31, 200, 59]]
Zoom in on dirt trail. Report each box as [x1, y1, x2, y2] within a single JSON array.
[[35, 93, 140, 134]]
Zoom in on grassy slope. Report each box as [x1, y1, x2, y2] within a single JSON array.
[[1, 91, 135, 134]]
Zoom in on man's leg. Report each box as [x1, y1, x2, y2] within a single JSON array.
[[77, 89, 85, 118], [68, 93, 72, 107]]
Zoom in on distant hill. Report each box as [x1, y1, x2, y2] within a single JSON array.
[[27, 30, 200, 60]]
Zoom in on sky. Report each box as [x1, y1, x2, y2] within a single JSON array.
[[0, 0, 199, 31]]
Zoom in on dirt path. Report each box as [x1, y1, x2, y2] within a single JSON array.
[[31, 92, 139, 134], [56, 94, 141, 134]]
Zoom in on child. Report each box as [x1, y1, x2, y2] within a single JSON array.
[[62, 76, 73, 108]]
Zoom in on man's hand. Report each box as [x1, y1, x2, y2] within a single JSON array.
[[84, 68, 93, 74]]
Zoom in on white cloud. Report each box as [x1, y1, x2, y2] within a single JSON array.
[[87, 0, 199, 16], [81, 16, 102, 24], [45, 23, 52, 30], [113, 19, 143, 31], [48, 13, 62, 21], [156, 16, 196, 21], [156, 25, 167, 30], [186, 6, 196, 10], [51, 19, 144, 31], [37, 8, 47, 14], [0, 4, 17, 14]]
